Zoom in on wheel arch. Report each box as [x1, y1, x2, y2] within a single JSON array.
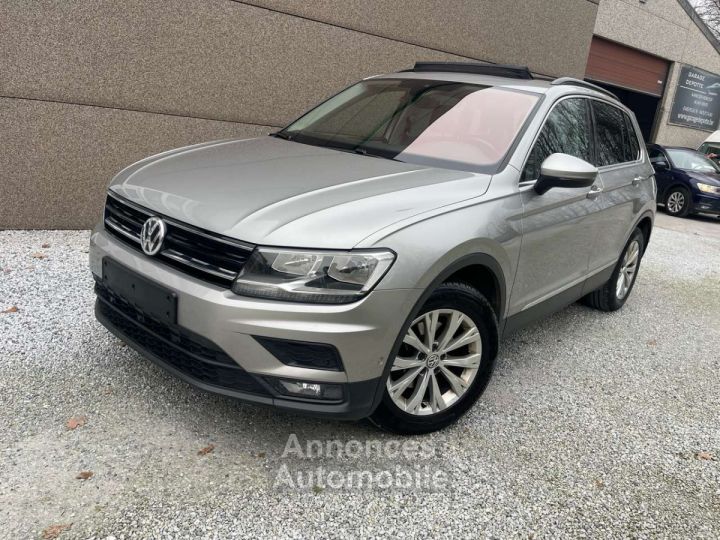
[[635, 213, 654, 250], [441, 259, 504, 322], [661, 181, 691, 203], [367, 252, 507, 414]]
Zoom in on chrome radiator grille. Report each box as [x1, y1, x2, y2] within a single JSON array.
[[103, 191, 253, 287]]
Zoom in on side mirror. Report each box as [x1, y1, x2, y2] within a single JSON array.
[[534, 153, 598, 195], [652, 160, 669, 170]]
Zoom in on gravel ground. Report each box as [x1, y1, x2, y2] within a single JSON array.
[[1, 219, 719, 539]]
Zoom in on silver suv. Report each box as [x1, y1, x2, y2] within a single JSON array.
[[90, 62, 655, 433]]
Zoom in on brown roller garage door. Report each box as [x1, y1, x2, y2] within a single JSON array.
[[586, 36, 669, 96]]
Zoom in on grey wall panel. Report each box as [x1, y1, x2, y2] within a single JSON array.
[[0, 98, 271, 229], [1, 0, 469, 127], [0, 0, 598, 229], [594, 0, 687, 61], [240, 0, 599, 77]]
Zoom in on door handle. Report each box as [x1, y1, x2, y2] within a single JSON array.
[[632, 175, 647, 186], [587, 184, 603, 199]]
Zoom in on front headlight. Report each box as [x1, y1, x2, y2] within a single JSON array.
[[231, 248, 396, 303], [697, 182, 720, 195]]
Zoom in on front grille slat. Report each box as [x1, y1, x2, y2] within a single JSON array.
[[105, 196, 149, 233], [105, 202, 147, 230], [163, 231, 248, 268], [104, 215, 142, 244], [160, 249, 238, 280], [103, 192, 254, 287]]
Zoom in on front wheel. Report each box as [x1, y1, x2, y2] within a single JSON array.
[[665, 186, 691, 217], [370, 282, 498, 434]]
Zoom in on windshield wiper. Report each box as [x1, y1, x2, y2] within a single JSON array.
[[274, 133, 398, 161], [353, 145, 399, 161], [270, 131, 293, 141]]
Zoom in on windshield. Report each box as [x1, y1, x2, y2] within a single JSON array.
[[667, 148, 720, 173], [279, 78, 540, 174]]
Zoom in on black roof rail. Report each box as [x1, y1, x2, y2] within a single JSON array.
[[551, 77, 619, 100], [407, 61, 534, 80]]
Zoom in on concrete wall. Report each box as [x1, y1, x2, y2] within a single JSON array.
[[1, 0, 598, 229], [594, 0, 720, 148], [656, 20, 720, 148]]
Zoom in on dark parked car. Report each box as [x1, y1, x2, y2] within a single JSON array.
[[647, 144, 720, 217]]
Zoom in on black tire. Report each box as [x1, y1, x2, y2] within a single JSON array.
[[582, 228, 645, 312], [664, 186, 692, 217], [369, 282, 498, 434]]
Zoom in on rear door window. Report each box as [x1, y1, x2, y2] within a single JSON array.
[[522, 98, 593, 181], [593, 101, 637, 166]]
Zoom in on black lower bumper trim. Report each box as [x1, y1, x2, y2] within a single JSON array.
[[95, 297, 380, 419], [96, 295, 270, 397]]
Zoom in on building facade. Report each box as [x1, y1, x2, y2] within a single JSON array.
[[1, 0, 719, 229], [591, 0, 720, 148]]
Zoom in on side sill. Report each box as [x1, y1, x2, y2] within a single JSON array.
[[502, 264, 614, 337]]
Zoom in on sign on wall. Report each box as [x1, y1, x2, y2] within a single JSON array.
[[668, 64, 720, 132]]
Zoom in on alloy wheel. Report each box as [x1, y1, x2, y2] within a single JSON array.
[[387, 309, 482, 416], [616, 239, 640, 299], [667, 191, 685, 214]]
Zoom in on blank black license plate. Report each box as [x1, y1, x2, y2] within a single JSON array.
[[102, 258, 177, 325]]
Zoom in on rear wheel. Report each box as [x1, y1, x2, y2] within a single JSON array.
[[370, 282, 498, 434], [665, 186, 691, 217], [582, 228, 645, 312]]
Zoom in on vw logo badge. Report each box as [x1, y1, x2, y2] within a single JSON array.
[[140, 216, 166, 256]]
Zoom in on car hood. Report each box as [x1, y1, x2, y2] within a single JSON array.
[[687, 170, 720, 186], [109, 137, 491, 248]]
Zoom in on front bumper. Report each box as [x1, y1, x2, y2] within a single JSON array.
[[692, 192, 720, 215], [90, 228, 420, 419]]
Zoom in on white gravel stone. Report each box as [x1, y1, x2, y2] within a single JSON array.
[[0, 220, 718, 539]]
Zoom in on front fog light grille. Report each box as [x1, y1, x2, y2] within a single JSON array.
[[266, 378, 344, 401], [253, 336, 343, 371]]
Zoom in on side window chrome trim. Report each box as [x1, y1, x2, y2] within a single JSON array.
[[596, 161, 644, 172], [519, 94, 645, 184]]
